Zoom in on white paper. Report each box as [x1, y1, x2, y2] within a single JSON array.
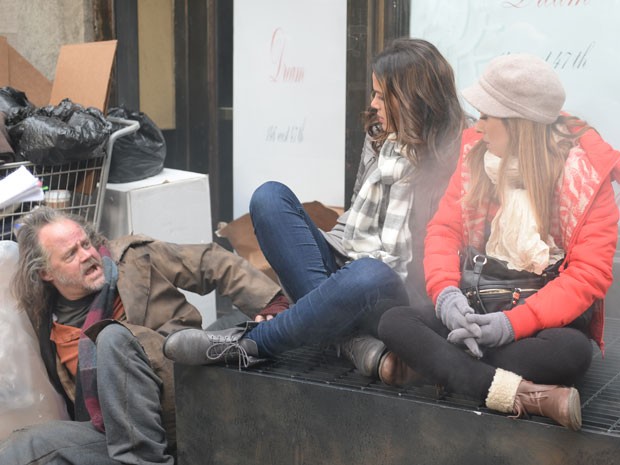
[[0, 166, 44, 210]]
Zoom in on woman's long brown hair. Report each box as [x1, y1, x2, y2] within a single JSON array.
[[366, 38, 466, 165]]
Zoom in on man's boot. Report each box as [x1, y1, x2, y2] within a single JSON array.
[[485, 368, 582, 431], [163, 322, 265, 368]]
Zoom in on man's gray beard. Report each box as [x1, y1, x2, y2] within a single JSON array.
[[53, 269, 106, 294]]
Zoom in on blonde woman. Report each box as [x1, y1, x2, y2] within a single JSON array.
[[379, 54, 620, 430]]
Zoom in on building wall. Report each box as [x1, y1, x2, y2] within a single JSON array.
[[137, 0, 175, 130], [0, 0, 94, 80]]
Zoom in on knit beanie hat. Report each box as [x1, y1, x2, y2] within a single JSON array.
[[462, 54, 565, 124]]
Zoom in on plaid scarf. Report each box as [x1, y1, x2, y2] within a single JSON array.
[[342, 137, 414, 279], [77, 250, 118, 432]]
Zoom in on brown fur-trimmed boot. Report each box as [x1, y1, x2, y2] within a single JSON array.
[[485, 368, 582, 431]]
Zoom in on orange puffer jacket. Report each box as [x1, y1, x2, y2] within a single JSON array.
[[424, 126, 620, 352]]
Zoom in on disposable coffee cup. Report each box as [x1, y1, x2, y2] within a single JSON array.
[[44, 190, 72, 209]]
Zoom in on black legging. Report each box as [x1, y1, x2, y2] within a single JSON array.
[[378, 304, 593, 403]]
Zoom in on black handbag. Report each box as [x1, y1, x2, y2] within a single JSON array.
[[459, 247, 562, 314]]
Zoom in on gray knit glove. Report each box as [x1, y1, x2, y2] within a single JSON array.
[[436, 286, 478, 331], [446, 327, 483, 358], [436, 286, 482, 357], [466, 312, 515, 348]]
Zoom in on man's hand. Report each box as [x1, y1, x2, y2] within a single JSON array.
[[254, 292, 289, 322]]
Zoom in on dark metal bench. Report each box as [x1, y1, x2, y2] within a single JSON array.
[[174, 316, 620, 465]]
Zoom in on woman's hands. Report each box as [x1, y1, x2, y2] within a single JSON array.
[[436, 287, 515, 356], [435, 286, 482, 356], [466, 312, 515, 348]]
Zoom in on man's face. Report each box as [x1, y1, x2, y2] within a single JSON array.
[[39, 219, 105, 301]]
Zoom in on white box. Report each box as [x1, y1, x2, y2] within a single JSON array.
[[100, 168, 216, 327]]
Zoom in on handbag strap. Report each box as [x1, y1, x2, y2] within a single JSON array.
[[471, 254, 489, 313]]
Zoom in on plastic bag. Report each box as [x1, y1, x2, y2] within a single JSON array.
[[106, 107, 166, 183], [6, 98, 112, 165], [0, 86, 33, 114], [0, 112, 15, 163], [0, 87, 32, 163], [0, 241, 69, 440]]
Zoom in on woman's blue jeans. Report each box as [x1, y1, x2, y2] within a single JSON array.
[[246, 181, 409, 357]]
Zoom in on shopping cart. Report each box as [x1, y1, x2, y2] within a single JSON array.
[[0, 117, 140, 240]]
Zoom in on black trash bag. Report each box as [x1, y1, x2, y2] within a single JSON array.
[[0, 113, 17, 163], [6, 99, 112, 166], [0, 86, 34, 114], [106, 107, 166, 183], [0, 87, 34, 163]]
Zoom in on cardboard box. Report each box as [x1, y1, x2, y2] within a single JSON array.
[[99, 168, 216, 327], [49, 40, 117, 111], [0, 37, 117, 111], [0, 36, 52, 107], [0, 37, 9, 88]]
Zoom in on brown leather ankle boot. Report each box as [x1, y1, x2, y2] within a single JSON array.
[[514, 380, 582, 431], [378, 351, 422, 387], [485, 368, 582, 431]]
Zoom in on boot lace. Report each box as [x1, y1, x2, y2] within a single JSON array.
[[510, 386, 557, 418], [512, 389, 551, 419], [206, 340, 252, 369]]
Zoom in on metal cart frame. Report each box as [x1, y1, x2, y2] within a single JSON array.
[[0, 117, 139, 239]]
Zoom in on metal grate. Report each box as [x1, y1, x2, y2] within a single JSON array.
[[235, 316, 620, 437], [576, 317, 620, 435]]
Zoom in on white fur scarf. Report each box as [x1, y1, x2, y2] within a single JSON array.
[[484, 150, 564, 273]]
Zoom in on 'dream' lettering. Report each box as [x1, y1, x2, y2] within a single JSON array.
[[269, 28, 305, 83]]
